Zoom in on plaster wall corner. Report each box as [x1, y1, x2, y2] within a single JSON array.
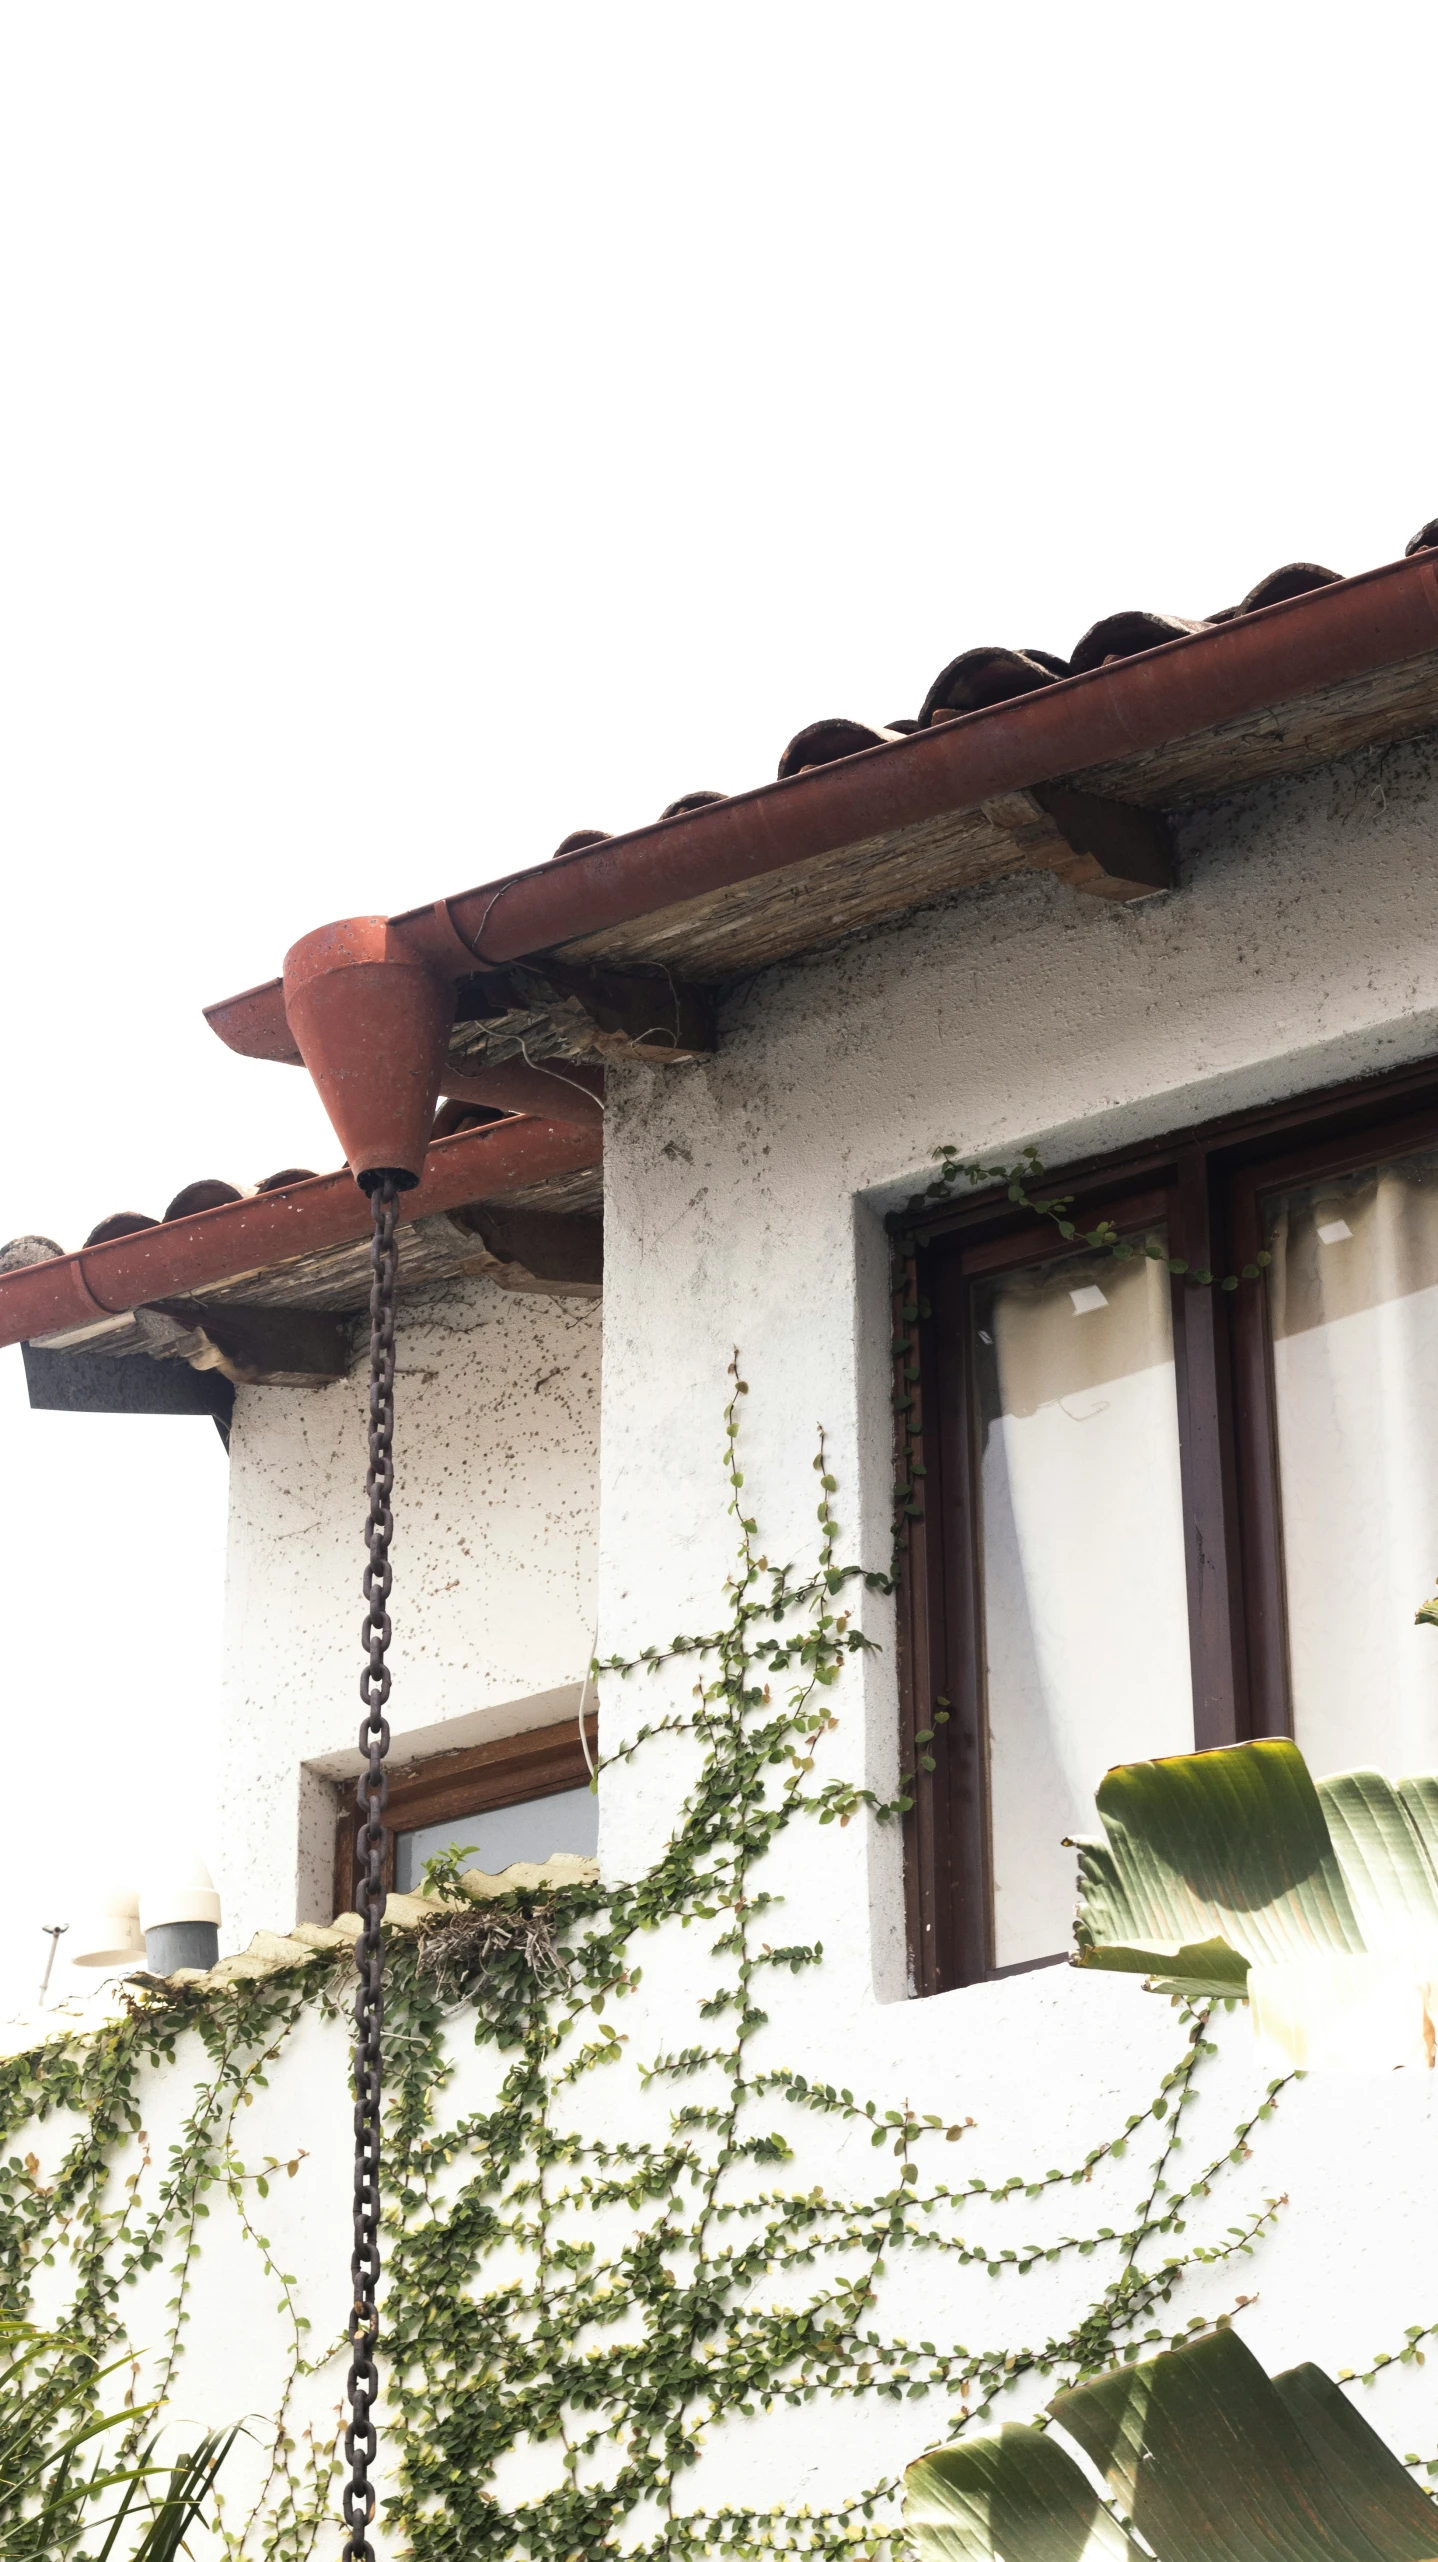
[[215, 1273, 600, 1946]]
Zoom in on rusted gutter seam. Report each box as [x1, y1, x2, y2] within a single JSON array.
[[0, 1117, 602, 1355]]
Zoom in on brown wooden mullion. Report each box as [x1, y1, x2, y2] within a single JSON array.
[[1170, 1150, 1250, 1748], [895, 1251, 938, 1997], [921, 1244, 993, 1990], [1226, 1172, 1298, 1740]]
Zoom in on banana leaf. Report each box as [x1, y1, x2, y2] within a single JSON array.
[[905, 2328, 1438, 2562], [1315, 1773, 1438, 1951], [1275, 2365, 1438, 2559], [1072, 1740, 1438, 2015], [904, 2422, 1139, 2560], [1055, 2326, 1437, 2562]]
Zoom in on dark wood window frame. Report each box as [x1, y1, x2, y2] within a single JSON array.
[[332, 1715, 598, 1917], [894, 1051, 1438, 1998]]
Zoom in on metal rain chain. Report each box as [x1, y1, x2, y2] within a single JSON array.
[[344, 1174, 400, 2562], [241, 911, 469, 2556]]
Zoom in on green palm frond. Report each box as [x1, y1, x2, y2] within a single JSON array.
[[906, 2327, 1438, 2561]]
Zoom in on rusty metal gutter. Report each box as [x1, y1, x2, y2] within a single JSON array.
[[0, 1114, 601, 1355], [11, 549, 1437, 1362], [206, 549, 1438, 1064]]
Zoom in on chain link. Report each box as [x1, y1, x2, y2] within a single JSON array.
[[343, 1176, 399, 2562]]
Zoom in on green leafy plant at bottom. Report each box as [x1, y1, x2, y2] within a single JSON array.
[[905, 2324, 1438, 2560], [5, 1385, 1429, 2559], [1071, 1736, 1438, 2070], [0, 2319, 233, 2561], [416, 1842, 481, 1902]]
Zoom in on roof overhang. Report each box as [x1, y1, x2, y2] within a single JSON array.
[[206, 547, 1438, 1077], [5, 544, 1438, 1377], [0, 1114, 602, 1358]]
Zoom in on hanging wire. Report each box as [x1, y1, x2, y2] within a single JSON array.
[[577, 1642, 598, 1780], [343, 1175, 399, 2562], [517, 1035, 607, 1118]]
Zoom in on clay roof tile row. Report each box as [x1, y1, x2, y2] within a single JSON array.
[[6, 513, 1438, 1316], [548, 517, 1438, 856]]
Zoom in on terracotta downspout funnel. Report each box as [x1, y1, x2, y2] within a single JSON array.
[[282, 917, 455, 1191]]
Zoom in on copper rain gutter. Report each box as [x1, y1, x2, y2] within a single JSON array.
[[4, 545, 1437, 1352], [0, 1113, 602, 1351], [206, 548, 1438, 1062]]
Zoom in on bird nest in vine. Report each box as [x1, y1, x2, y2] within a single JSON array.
[[412, 1898, 569, 1999]]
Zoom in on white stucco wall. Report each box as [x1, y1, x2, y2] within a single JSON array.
[[36, 727, 1435, 2550], [584, 727, 1438, 2499], [16, 1916, 1435, 2551], [598, 730, 1438, 1964], [215, 1272, 601, 1948]]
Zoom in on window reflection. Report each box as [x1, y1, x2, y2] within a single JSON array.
[[394, 1782, 599, 1893]]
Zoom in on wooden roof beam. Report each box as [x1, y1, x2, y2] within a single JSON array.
[[979, 784, 1173, 901]]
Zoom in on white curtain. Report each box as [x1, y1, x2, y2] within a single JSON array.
[[1268, 1150, 1438, 1781], [978, 1250, 1194, 1971]]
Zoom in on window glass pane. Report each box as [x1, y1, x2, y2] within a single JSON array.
[[974, 1241, 1194, 1971], [1265, 1147, 1438, 1778], [394, 1782, 599, 1893]]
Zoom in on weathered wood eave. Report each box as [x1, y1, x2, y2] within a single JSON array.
[[550, 645, 1438, 985]]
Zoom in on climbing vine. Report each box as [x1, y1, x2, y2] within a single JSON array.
[[0, 1965, 344, 2557], [894, 1143, 1271, 1287], [0, 1354, 1425, 2557]]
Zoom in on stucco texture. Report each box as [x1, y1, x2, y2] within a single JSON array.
[[153, 726, 1438, 2539], [217, 1275, 600, 1947], [598, 732, 1438, 1948]]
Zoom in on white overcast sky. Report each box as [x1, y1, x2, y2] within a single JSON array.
[[1, 2, 1435, 2005]]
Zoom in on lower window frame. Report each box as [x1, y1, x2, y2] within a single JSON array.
[[331, 1713, 598, 1918]]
